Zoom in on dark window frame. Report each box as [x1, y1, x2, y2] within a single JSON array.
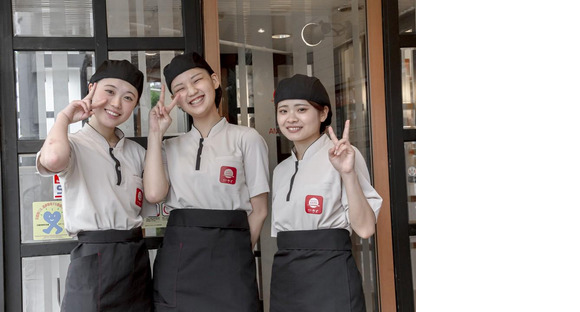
[[382, 0, 416, 311], [0, 0, 203, 310]]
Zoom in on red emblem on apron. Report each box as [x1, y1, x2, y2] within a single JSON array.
[[135, 188, 143, 207], [305, 195, 323, 214], [220, 166, 237, 184]]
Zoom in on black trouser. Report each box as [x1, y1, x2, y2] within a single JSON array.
[[61, 227, 152, 312], [153, 209, 259, 312], [270, 229, 366, 312]]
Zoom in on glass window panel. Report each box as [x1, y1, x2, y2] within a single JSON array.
[[108, 50, 188, 136], [22, 251, 159, 311], [401, 48, 416, 129], [106, 0, 183, 37], [410, 236, 416, 305], [218, 0, 377, 310], [405, 142, 416, 224], [12, 0, 93, 37], [19, 155, 74, 244], [399, 0, 416, 34], [21, 151, 167, 241], [405, 141, 416, 306], [22, 255, 69, 311], [15, 51, 95, 140]]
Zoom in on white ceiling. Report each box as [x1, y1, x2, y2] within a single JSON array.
[[217, 0, 415, 54]]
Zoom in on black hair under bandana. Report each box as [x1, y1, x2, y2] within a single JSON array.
[[163, 52, 223, 108], [89, 60, 144, 101]]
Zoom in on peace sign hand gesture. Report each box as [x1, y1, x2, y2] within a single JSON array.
[[149, 85, 181, 136], [59, 82, 106, 124], [328, 120, 355, 175]]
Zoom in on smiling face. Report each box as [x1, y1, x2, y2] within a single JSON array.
[[170, 67, 220, 119], [88, 78, 139, 130], [276, 99, 329, 148]]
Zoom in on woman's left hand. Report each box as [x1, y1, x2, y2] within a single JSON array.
[[328, 120, 355, 175]]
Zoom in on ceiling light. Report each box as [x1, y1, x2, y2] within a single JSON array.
[[272, 34, 291, 39], [258, 28, 265, 33], [301, 23, 322, 47], [337, 4, 364, 12]]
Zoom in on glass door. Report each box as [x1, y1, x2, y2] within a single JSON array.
[[216, 0, 379, 310]]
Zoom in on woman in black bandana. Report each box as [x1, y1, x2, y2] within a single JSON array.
[[144, 52, 269, 312], [269, 74, 383, 312], [36, 60, 153, 312]]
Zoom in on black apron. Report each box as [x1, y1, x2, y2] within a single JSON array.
[[153, 209, 259, 312], [270, 229, 366, 312], [61, 227, 153, 312]]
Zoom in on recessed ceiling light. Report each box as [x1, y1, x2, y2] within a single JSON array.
[[258, 28, 265, 33], [272, 34, 291, 39], [337, 4, 364, 12]]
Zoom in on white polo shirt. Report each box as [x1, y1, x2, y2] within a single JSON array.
[[36, 125, 153, 236], [271, 134, 382, 237], [162, 117, 270, 213]]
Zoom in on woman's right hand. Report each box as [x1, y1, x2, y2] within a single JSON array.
[[149, 85, 181, 136], [59, 82, 106, 124]]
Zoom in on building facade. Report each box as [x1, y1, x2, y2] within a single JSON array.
[[0, 0, 415, 311]]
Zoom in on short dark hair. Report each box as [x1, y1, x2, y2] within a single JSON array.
[[307, 101, 332, 134]]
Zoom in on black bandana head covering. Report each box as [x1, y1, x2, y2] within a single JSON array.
[[89, 60, 144, 101], [274, 74, 332, 133], [163, 52, 222, 108]]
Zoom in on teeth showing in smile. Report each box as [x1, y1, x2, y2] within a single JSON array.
[[189, 96, 203, 105], [106, 110, 120, 117], [287, 127, 301, 131]]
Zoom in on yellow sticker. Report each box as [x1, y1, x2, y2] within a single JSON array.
[[33, 201, 69, 240], [142, 215, 168, 229]]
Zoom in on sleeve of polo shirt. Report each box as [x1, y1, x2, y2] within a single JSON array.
[[242, 129, 270, 198], [35, 141, 76, 178], [342, 147, 383, 224]]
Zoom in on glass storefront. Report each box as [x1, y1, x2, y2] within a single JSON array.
[[106, 0, 183, 37], [217, 0, 378, 310], [3, 1, 402, 311], [14, 51, 95, 140], [402, 48, 416, 129], [12, 0, 93, 37]]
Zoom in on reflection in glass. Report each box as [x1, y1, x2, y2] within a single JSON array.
[[106, 0, 183, 37], [218, 0, 377, 310], [399, 0, 416, 34], [15, 51, 95, 140], [12, 0, 93, 37], [108, 50, 188, 136], [402, 48, 416, 129], [410, 236, 416, 305], [22, 255, 69, 311], [19, 155, 74, 244], [405, 142, 416, 224]]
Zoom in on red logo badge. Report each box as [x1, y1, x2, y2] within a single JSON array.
[[305, 195, 323, 214], [135, 188, 143, 207], [220, 166, 237, 184]]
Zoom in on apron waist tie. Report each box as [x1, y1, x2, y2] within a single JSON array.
[[77, 227, 143, 243], [167, 208, 249, 229], [277, 229, 352, 251]]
